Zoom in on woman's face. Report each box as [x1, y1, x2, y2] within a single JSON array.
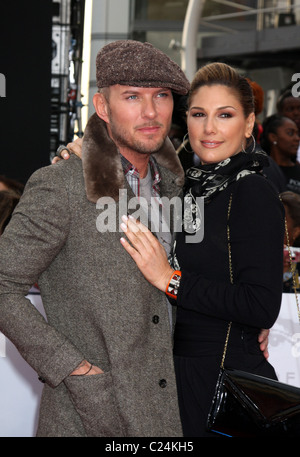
[[280, 96, 300, 131], [187, 84, 255, 164], [272, 118, 300, 159]]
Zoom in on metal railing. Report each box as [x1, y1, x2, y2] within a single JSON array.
[[181, 0, 299, 79]]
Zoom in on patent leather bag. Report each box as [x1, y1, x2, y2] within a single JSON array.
[[207, 366, 300, 437], [207, 194, 300, 437]]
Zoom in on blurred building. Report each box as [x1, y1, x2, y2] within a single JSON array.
[[80, 0, 300, 125], [42, 0, 300, 158]]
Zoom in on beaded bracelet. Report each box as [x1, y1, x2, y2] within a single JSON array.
[[165, 270, 182, 299]]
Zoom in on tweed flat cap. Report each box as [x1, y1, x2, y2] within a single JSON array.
[[96, 40, 190, 95]]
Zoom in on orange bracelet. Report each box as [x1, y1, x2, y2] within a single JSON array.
[[165, 270, 182, 299]]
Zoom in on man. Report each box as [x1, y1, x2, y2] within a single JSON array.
[[0, 40, 189, 437]]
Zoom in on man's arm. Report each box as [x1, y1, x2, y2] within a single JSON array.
[[0, 164, 88, 386]]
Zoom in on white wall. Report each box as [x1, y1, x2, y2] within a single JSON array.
[[0, 291, 44, 437]]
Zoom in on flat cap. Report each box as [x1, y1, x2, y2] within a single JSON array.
[[96, 40, 190, 95]]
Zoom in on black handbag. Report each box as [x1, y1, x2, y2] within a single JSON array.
[[207, 366, 300, 437], [207, 194, 300, 437]]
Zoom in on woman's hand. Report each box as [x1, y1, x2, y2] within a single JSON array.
[[52, 138, 83, 163], [120, 215, 174, 292]]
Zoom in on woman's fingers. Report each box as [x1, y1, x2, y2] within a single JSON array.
[[120, 215, 173, 292], [120, 235, 140, 260], [121, 215, 160, 249], [120, 216, 150, 251]]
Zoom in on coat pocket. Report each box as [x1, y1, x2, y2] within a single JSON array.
[[64, 371, 124, 437]]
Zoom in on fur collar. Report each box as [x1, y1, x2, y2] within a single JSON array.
[[81, 113, 185, 202]]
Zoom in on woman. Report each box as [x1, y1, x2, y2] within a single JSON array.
[[120, 63, 285, 437], [260, 114, 300, 194]]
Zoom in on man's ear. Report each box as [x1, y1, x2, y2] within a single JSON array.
[[93, 93, 109, 123]]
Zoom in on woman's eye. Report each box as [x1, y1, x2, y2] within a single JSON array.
[[220, 112, 232, 118], [192, 112, 205, 117], [285, 130, 295, 136]]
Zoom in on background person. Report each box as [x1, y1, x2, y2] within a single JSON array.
[[277, 88, 300, 162], [246, 79, 286, 193], [0, 190, 20, 235], [261, 114, 300, 194], [0, 175, 24, 195]]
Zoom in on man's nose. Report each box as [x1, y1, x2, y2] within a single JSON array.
[[142, 99, 157, 118]]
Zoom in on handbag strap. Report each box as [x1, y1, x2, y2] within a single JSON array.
[[220, 192, 300, 369], [221, 193, 233, 369]]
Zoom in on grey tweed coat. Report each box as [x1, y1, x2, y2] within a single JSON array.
[[0, 113, 185, 437]]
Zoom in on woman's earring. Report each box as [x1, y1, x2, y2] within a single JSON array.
[[182, 133, 194, 153], [249, 133, 256, 153], [273, 141, 277, 145], [242, 133, 256, 153]]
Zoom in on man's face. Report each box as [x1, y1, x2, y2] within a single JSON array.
[[94, 85, 174, 156]]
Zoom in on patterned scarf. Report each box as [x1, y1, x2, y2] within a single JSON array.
[[183, 150, 269, 234]]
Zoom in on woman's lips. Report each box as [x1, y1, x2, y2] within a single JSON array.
[[201, 140, 223, 148]]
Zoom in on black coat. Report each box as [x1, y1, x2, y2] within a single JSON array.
[[173, 173, 285, 436]]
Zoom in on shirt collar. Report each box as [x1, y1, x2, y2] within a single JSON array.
[[120, 154, 161, 196]]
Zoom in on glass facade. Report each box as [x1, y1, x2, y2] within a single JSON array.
[[132, 1, 300, 34], [129, 0, 300, 118], [134, 0, 189, 21], [131, 0, 300, 65]]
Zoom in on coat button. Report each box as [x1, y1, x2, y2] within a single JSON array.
[[152, 315, 159, 324], [159, 379, 167, 388]]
